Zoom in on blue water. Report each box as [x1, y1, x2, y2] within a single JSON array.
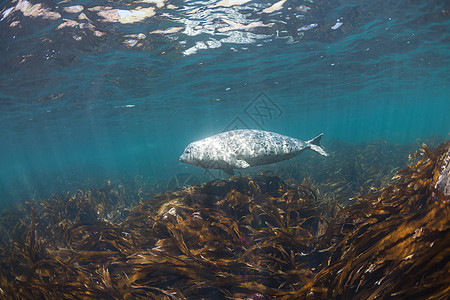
[[0, 0, 449, 206]]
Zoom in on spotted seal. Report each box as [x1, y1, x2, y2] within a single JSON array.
[[179, 129, 328, 175]]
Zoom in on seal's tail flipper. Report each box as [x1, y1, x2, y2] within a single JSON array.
[[307, 133, 328, 157]]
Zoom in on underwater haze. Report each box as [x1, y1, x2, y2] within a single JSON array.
[[0, 0, 449, 206]]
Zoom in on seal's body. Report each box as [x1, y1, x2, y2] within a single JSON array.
[[179, 129, 328, 175]]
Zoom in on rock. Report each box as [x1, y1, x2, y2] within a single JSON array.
[[435, 147, 450, 196]]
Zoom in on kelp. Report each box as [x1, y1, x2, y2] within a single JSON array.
[[275, 137, 445, 206], [0, 141, 449, 299], [284, 141, 450, 299]]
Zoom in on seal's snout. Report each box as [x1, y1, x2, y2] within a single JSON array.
[[179, 151, 188, 163], [179, 146, 192, 163]]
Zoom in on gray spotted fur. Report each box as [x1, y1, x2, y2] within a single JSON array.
[[179, 129, 328, 175]]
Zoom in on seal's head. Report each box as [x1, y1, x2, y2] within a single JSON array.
[[179, 140, 219, 168], [179, 143, 198, 164]]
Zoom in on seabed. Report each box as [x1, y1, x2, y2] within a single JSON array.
[[0, 141, 449, 299]]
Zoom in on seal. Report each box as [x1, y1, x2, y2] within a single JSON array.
[[179, 129, 328, 175]]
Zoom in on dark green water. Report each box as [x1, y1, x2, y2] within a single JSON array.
[[0, 0, 449, 206]]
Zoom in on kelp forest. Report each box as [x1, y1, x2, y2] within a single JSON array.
[[0, 140, 449, 299]]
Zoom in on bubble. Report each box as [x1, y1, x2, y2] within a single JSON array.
[[296, 5, 310, 12]]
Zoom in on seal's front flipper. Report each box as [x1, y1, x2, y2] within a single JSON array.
[[223, 168, 235, 176], [229, 155, 250, 169]]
